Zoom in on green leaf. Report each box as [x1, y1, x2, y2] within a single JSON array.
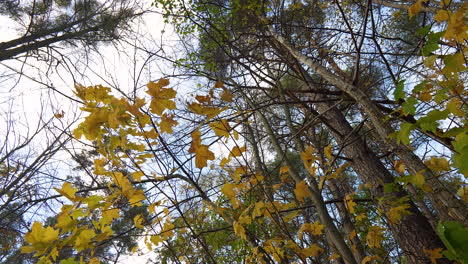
[[417, 109, 449, 132], [421, 40, 439, 56], [395, 122, 415, 145], [384, 183, 396, 193], [394, 80, 406, 101], [412, 80, 427, 94], [402, 96, 418, 115], [60, 258, 78, 264], [452, 132, 468, 178], [437, 221, 468, 263], [416, 25, 432, 36], [443, 52, 467, 74]]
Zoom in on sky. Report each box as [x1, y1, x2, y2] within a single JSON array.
[[0, 2, 176, 263], [0, 2, 240, 263]]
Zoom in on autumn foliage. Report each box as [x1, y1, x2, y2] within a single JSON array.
[[14, 0, 468, 264]]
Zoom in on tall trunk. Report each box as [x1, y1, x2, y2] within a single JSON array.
[[288, 60, 449, 263], [268, 27, 468, 227], [240, 89, 358, 264]]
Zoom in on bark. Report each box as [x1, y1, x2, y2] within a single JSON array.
[[240, 89, 358, 264], [268, 27, 468, 228]]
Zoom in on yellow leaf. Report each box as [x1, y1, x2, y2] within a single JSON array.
[[188, 128, 215, 168], [75, 229, 96, 251], [298, 221, 325, 239], [329, 253, 341, 261], [23, 222, 59, 254], [134, 214, 144, 229], [434, 10, 450, 23], [356, 213, 367, 221], [324, 144, 333, 160], [345, 194, 356, 214], [238, 214, 252, 225], [394, 160, 405, 174], [161, 221, 174, 239], [300, 243, 323, 258], [54, 111, 64, 118], [221, 183, 237, 198], [408, 0, 427, 18], [411, 170, 425, 187], [220, 157, 230, 168], [127, 189, 146, 205], [220, 88, 234, 102], [439, 0, 451, 8], [102, 208, 120, 225], [55, 211, 76, 231], [424, 157, 451, 172], [387, 203, 411, 223], [447, 98, 464, 116], [424, 248, 444, 264], [209, 119, 231, 138], [233, 221, 247, 240], [294, 180, 311, 203], [89, 257, 101, 264], [230, 146, 246, 157], [361, 255, 379, 264], [252, 201, 265, 219], [188, 102, 225, 119], [146, 79, 176, 115], [443, 8, 468, 42], [195, 94, 211, 103], [95, 225, 113, 242], [159, 113, 178, 134], [54, 182, 77, 201], [279, 166, 289, 175], [301, 146, 317, 175], [191, 144, 215, 168], [419, 89, 432, 102], [132, 171, 144, 181], [366, 226, 385, 248], [150, 235, 163, 246], [214, 81, 224, 88], [457, 186, 468, 202]]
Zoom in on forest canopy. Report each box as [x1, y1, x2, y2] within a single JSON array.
[[0, 0, 467, 264]]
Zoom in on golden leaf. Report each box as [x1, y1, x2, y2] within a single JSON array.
[[233, 221, 247, 240], [294, 180, 311, 203], [298, 221, 325, 240], [434, 10, 450, 23], [230, 146, 246, 157], [408, 0, 427, 18], [394, 160, 405, 174], [22, 222, 59, 254], [134, 214, 144, 229], [159, 113, 178, 134], [300, 243, 323, 258], [75, 229, 96, 252], [388, 203, 411, 223], [366, 226, 385, 248], [209, 119, 231, 138], [54, 182, 77, 201], [361, 255, 379, 264], [324, 144, 333, 160], [424, 248, 443, 264], [146, 79, 176, 115], [345, 194, 356, 214], [424, 157, 451, 172], [457, 186, 468, 202], [54, 111, 65, 118], [221, 183, 237, 199], [220, 88, 234, 102]]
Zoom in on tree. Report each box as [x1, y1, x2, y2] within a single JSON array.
[[8, 0, 468, 264]]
